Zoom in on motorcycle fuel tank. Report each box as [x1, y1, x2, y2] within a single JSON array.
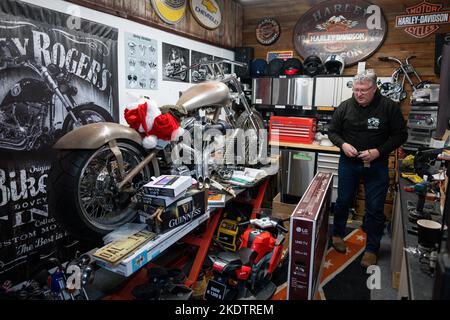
[[175, 81, 230, 113], [2, 78, 51, 105]]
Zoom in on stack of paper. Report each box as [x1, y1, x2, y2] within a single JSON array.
[[229, 167, 267, 186]]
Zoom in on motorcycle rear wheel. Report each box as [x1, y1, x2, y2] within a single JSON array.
[[48, 140, 159, 242]]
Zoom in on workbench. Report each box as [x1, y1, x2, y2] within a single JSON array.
[[391, 174, 446, 299], [91, 173, 273, 297]]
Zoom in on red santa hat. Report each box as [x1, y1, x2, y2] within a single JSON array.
[[124, 99, 183, 149], [124, 101, 149, 136]]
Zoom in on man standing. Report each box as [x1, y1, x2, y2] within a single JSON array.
[[328, 70, 408, 268]]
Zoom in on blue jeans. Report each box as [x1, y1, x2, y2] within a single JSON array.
[[333, 155, 389, 254]]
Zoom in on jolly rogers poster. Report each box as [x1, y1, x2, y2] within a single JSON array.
[[0, 0, 118, 284]]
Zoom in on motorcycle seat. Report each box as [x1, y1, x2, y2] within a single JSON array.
[[217, 251, 241, 265], [238, 248, 257, 266]]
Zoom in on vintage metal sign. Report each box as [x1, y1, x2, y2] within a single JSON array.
[[395, 1, 450, 38], [256, 17, 281, 45], [190, 0, 222, 30], [293, 0, 387, 66], [267, 50, 293, 62], [151, 0, 187, 25]]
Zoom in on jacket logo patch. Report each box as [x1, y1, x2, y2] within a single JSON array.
[[368, 117, 380, 129]]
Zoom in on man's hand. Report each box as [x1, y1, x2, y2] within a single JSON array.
[[357, 148, 380, 162], [342, 143, 359, 157]]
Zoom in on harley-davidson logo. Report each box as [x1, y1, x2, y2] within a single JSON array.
[[293, 0, 387, 66], [256, 17, 281, 45], [395, 1, 450, 38]]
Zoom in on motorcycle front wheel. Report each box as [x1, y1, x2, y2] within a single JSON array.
[[48, 140, 159, 242], [62, 103, 114, 134]]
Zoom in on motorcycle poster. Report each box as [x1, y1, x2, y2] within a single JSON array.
[[190, 50, 212, 83], [0, 0, 118, 284], [125, 32, 158, 90], [213, 56, 232, 75], [162, 42, 190, 83]]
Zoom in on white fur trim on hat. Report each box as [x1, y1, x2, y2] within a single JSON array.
[[142, 135, 157, 149]]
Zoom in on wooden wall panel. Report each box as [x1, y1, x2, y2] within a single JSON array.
[[67, 0, 243, 49], [242, 0, 450, 116]]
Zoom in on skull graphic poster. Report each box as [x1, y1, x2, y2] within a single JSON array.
[[0, 0, 118, 284]]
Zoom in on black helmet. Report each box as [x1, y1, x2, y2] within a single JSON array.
[[267, 58, 284, 76], [282, 58, 303, 76], [250, 58, 268, 77], [324, 54, 345, 75], [303, 55, 324, 77]]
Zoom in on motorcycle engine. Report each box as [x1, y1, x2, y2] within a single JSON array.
[[0, 102, 46, 147]]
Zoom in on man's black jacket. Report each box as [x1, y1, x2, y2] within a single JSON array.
[[328, 91, 408, 159]]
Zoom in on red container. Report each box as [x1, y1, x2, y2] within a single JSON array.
[[269, 116, 316, 144]]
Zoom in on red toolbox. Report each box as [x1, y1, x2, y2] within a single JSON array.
[[269, 116, 316, 144]]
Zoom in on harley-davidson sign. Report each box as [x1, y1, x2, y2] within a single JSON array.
[[293, 0, 387, 66], [395, 1, 450, 38]]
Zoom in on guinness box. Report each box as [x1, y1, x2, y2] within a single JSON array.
[[287, 172, 332, 300], [141, 188, 207, 234]]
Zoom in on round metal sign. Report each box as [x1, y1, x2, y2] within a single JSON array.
[[293, 0, 387, 66], [151, 0, 187, 25], [256, 17, 281, 45], [190, 0, 222, 30]]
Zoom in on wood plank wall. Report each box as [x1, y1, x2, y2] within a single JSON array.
[[242, 0, 450, 116], [67, 0, 243, 49]]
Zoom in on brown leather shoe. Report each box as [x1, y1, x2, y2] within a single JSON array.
[[332, 236, 347, 253], [360, 252, 377, 268]]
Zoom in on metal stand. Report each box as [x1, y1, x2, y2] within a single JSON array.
[[181, 179, 270, 287]]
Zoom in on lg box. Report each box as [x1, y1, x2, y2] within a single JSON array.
[[287, 172, 332, 300]]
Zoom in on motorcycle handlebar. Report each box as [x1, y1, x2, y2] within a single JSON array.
[[378, 56, 403, 65], [170, 59, 246, 77]]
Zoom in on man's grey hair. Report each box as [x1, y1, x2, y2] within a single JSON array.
[[353, 69, 377, 87]]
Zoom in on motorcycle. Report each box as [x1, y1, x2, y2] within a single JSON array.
[[164, 50, 188, 81], [48, 59, 266, 241], [191, 62, 210, 83], [0, 52, 114, 151], [204, 215, 288, 300], [378, 55, 430, 102]]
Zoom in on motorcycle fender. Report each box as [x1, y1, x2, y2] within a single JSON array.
[[53, 122, 143, 149]]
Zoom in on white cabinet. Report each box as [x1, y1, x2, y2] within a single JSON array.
[[314, 77, 353, 108]]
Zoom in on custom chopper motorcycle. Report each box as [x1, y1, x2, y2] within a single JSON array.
[[204, 214, 288, 300], [48, 59, 266, 241], [164, 48, 188, 81], [0, 45, 113, 151]]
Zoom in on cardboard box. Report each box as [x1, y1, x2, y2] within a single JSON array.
[[272, 193, 297, 219], [288, 172, 333, 300], [388, 155, 396, 169], [272, 193, 297, 252], [143, 175, 192, 197], [140, 189, 207, 234]]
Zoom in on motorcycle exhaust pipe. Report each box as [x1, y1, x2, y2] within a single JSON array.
[[116, 149, 158, 191]]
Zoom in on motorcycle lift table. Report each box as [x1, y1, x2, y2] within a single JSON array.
[[93, 177, 271, 300]]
